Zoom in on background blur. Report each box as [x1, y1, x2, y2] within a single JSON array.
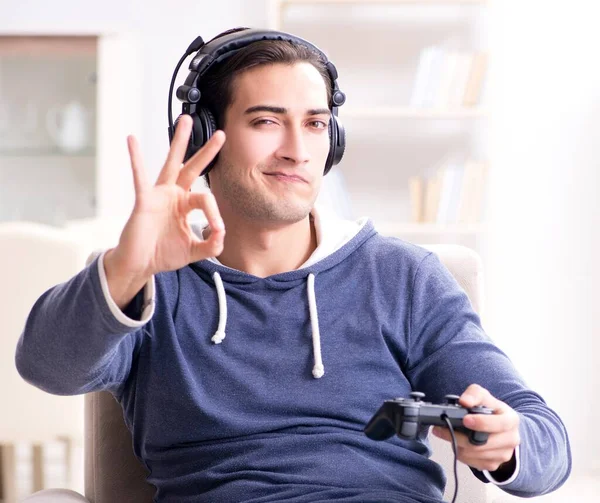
[[0, 0, 597, 501]]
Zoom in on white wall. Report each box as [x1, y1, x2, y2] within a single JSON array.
[[1, 0, 597, 480], [485, 0, 599, 476]]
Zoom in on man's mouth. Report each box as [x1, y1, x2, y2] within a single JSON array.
[[264, 172, 308, 183]]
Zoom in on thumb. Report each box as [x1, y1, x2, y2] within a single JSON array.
[[460, 384, 504, 412]]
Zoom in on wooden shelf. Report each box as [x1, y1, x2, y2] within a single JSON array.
[[342, 107, 488, 119], [0, 147, 96, 158], [0, 36, 97, 56]]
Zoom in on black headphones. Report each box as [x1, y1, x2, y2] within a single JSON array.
[[167, 28, 347, 176]]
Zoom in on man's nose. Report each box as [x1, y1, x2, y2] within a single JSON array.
[[276, 125, 311, 165]]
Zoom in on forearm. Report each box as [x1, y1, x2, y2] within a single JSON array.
[[15, 252, 154, 395], [496, 408, 571, 497], [407, 252, 572, 496]]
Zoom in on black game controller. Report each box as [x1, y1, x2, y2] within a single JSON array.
[[364, 392, 493, 446]]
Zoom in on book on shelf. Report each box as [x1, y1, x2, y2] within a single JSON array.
[[422, 168, 443, 223], [410, 46, 445, 108], [408, 176, 424, 223], [410, 46, 488, 109], [463, 52, 489, 107], [409, 158, 489, 226], [435, 161, 465, 224], [434, 51, 462, 109]]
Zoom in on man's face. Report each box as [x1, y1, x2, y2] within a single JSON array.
[[209, 61, 331, 225]]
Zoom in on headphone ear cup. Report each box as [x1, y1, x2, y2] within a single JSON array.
[[180, 108, 217, 164], [333, 116, 346, 166], [198, 108, 217, 143], [197, 108, 219, 176], [325, 115, 345, 175]]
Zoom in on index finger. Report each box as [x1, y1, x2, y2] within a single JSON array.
[[460, 384, 518, 433], [156, 115, 194, 185], [177, 130, 226, 189], [463, 407, 519, 434]]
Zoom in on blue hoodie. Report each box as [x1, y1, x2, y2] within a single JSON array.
[[16, 206, 571, 503]]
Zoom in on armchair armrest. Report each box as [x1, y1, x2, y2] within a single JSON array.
[[20, 488, 90, 503]]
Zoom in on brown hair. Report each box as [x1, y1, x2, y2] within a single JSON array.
[[199, 28, 334, 183]]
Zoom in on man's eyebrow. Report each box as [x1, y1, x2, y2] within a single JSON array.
[[244, 105, 331, 116], [308, 108, 331, 116]]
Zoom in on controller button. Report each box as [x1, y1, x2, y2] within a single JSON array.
[[444, 394, 461, 405], [409, 391, 426, 402]]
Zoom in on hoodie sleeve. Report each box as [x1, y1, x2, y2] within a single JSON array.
[[405, 252, 571, 498], [15, 250, 155, 396]]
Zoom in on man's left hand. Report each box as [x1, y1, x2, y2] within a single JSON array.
[[431, 384, 520, 474]]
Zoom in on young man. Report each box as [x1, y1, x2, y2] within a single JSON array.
[[16, 28, 570, 502]]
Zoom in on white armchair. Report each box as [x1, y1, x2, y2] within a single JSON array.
[[0, 222, 91, 502]]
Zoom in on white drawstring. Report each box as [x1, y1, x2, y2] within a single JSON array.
[[307, 273, 324, 379], [210, 270, 324, 379], [211, 272, 227, 344]]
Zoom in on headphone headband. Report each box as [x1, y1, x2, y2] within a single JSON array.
[[182, 29, 342, 108], [190, 29, 332, 76]]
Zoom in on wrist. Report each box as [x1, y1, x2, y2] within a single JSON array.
[[103, 248, 152, 310]]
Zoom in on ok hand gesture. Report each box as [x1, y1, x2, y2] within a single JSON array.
[[104, 115, 226, 308]]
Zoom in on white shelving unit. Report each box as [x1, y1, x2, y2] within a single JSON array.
[[0, 32, 142, 227], [267, 0, 491, 248]]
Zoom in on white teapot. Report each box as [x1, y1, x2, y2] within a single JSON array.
[[46, 100, 91, 153]]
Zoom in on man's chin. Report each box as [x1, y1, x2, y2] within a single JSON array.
[[253, 199, 314, 225]]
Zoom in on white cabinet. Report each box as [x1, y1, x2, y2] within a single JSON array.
[[268, 0, 491, 248], [0, 32, 142, 227]]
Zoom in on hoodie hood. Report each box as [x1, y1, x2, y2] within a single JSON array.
[[192, 204, 370, 275]]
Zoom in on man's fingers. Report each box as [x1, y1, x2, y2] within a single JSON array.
[[157, 115, 193, 185], [458, 384, 518, 433], [187, 192, 225, 260], [188, 192, 224, 233], [461, 450, 516, 472], [177, 130, 226, 189], [432, 426, 520, 451], [127, 135, 148, 195], [463, 408, 519, 434]]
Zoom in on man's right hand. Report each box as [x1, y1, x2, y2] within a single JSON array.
[[104, 115, 226, 310]]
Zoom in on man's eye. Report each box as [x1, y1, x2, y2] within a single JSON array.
[[309, 120, 328, 129], [254, 119, 276, 126]]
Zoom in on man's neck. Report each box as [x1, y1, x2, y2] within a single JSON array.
[[207, 214, 318, 278]]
